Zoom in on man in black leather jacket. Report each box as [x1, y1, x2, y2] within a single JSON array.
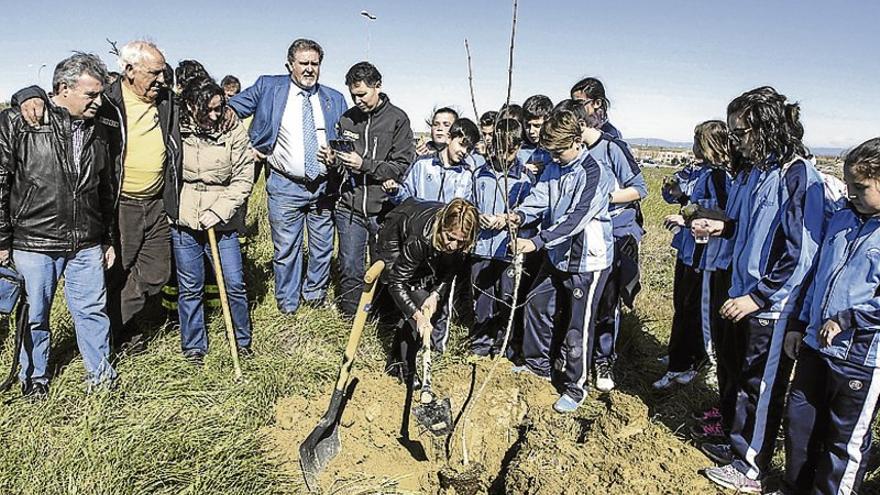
[[0, 53, 119, 398], [378, 198, 478, 381], [13, 40, 182, 350]]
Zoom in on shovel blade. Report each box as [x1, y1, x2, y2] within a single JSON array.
[[299, 390, 345, 491], [413, 397, 452, 436]]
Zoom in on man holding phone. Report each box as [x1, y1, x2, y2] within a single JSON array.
[[325, 62, 416, 318], [229, 39, 347, 314]]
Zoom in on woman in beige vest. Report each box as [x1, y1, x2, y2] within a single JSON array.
[[172, 76, 254, 365]]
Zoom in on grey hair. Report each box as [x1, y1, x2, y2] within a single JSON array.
[[52, 52, 109, 92], [287, 38, 324, 62], [117, 40, 164, 71]]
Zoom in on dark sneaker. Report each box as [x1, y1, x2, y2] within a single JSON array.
[[703, 464, 762, 493], [238, 346, 254, 359], [21, 381, 49, 401], [385, 362, 421, 389], [510, 364, 551, 382], [595, 360, 615, 392], [700, 442, 734, 465], [183, 351, 206, 367], [691, 421, 726, 441]]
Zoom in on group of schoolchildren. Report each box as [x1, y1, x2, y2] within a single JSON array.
[[410, 78, 880, 493], [392, 77, 648, 416], [656, 85, 880, 494]]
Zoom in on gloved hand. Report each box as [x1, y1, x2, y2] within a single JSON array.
[[199, 210, 222, 229]]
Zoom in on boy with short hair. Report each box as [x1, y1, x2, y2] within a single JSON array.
[[509, 108, 614, 413], [520, 95, 553, 177], [470, 119, 535, 356]]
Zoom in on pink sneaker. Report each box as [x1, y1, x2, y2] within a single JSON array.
[[691, 421, 725, 440], [692, 407, 722, 423]]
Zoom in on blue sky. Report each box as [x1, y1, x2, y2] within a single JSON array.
[[2, 0, 877, 148]]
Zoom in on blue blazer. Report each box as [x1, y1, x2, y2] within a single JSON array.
[[229, 75, 348, 155]]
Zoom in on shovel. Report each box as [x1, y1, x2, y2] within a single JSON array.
[[412, 326, 452, 436], [207, 227, 242, 380], [299, 260, 385, 492]]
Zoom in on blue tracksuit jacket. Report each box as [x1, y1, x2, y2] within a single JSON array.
[[586, 133, 647, 240], [515, 148, 614, 273], [728, 156, 826, 319], [472, 160, 536, 260], [395, 152, 473, 204], [799, 208, 880, 367]]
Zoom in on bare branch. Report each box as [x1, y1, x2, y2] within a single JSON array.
[[106, 38, 120, 57], [464, 39, 480, 121]]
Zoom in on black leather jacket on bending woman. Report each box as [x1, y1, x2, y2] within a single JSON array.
[[377, 198, 460, 320]]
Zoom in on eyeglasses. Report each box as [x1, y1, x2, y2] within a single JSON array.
[[728, 127, 752, 143]]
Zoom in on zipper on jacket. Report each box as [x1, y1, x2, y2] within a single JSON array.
[[362, 115, 371, 216], [820, 220, 870, 318]]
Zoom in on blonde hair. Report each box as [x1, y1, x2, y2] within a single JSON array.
[[694, 120, 730, 166], [431, 198, 479, 253], [540, 110, 582, 152]]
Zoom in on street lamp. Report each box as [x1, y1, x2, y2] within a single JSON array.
[[37, 63, 47, 87], [360, 10, 377, 60]]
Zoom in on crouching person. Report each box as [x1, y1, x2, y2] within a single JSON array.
[[508, 109, 614, 413], [378, 198, 478, 384], [0, 53, 118, 398], [172, 77, 255, 365]]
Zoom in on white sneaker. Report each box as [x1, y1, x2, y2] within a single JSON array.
[[703, 464, 762, 493], [652, 371, 684, 390], [675, 369, 699, 385], [595, 361, 615, 392]]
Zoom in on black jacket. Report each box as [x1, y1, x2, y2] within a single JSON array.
[[333, 94, 415, 217], [0, 104, 117, 252], [377, 199, 459, 319], [11, 81, 182, 221]]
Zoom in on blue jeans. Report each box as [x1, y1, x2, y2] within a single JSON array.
[[335, 206, 381, 316], [14, 245, 116, 386], [266, 172, 335, 313], [172, 227, 251, 354]]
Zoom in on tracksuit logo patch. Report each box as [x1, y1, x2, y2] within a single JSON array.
[[573, 288, 584, 299], [850, 380, 864, 391]]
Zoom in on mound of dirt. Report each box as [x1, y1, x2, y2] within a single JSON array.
[[265, 359, 720, 494]]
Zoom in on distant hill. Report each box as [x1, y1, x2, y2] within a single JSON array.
[[629, 137, 844, 158], [628, 138, 693, 149]]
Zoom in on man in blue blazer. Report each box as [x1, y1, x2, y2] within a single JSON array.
[[230, 39, 347, 314]]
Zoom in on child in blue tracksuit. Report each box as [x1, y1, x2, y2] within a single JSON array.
[[780, 137, 880, 495], [470, 121, 535, 356], [654, 121, 731, 391], [509, 109, 614, 414], [520, 95, 554, 178], [389, 118, 480, 351], [698, 87, 827, 493]]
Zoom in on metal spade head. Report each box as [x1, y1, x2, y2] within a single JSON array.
[[413, 396, 452, 436]]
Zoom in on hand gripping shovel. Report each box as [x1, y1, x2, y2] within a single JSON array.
[[207, 227, 242, 380], [299, 261, 385, 492], [412, 327, 452, 436]]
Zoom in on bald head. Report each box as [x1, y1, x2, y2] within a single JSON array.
[[118, 40, 167, 102]]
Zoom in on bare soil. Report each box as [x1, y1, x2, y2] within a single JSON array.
[[266, 357, 720, 494]]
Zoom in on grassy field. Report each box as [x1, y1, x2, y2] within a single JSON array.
[[0, 168, 875, 494]]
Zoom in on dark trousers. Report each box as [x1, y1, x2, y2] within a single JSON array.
[[470, 258, 515, 356], [666, 260, 710, 372], [593, 235, 639, 364], [335, 206, 381, 317], [783, 347, 880, 495], [728, 316, 794, 480], [107, 197, 171, 343], [521, 260, 610, 403], [710, 268, 745, 435]]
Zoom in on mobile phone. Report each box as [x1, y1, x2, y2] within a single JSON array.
[[329, 139, 355, 153]]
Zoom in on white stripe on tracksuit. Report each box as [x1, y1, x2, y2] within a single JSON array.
[[839, 367, 880, 493], [700, 271, 715, 361], [575, 272, 603, 394], [744, 318, 787, 479]]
